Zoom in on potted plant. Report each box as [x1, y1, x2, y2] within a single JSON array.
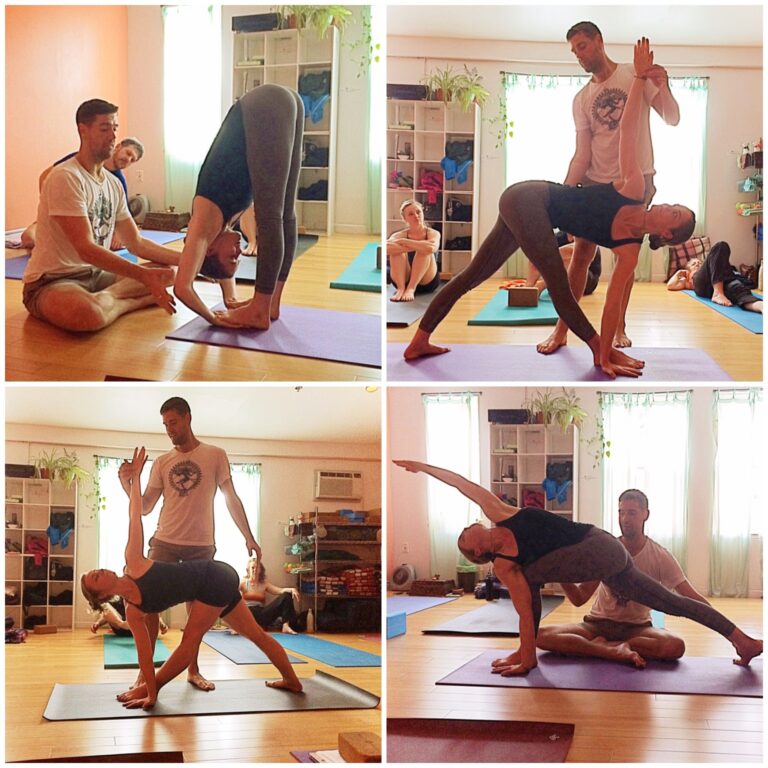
[[34, 448, 59, 480], [553, 389, 587, 432], [523, 389, 587, 432], [55, 449, 91, 489], [276, 5, 352, 38], [420, 66, 462, 103], [523, 389, 562, 425], [454, 66, 490, 111]]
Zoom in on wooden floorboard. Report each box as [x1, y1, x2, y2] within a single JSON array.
[[4, 628, 381, 763], [386, 593, 763, 763], [386, 278, 763, 381], [5, 234, 382, 382]]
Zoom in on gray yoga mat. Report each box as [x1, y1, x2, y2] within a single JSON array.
[[387, 344, 732, 382], [423, 596, 564, 635], [437, 651, 763, 697], [43, 670, 380, 721], [387, 595, 457, 615], [166, 304, 381, 368], [386, 281, 448, 327], [234, 233, 318, 282], [202, 630, 305, 665]]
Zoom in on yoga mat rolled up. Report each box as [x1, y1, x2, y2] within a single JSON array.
[[437, 651, 762, 697]]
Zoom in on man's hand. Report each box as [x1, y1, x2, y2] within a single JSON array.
[[646, 64, 670, 90], [140, 266, 177, 315]]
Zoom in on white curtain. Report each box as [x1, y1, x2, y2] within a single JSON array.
[[163, 5, 221, 210], [710, 389, 763, 596], [422, 393, 480, 578], [599, 391, 691, 566], [96, 457, 261, 578], [503, 74, 709, 279]]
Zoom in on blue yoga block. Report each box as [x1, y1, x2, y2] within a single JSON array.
[[387, 611, 407, 639]]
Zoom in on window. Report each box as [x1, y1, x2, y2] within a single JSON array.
[[422, 393, 480, 577], [599, 391, 691, 566]]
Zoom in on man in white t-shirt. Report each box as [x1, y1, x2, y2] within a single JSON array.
[[537, 21, 681, 356], [119, 396, 261, 691], [537, 489, 711, 668], [22, 98, 179, 332]]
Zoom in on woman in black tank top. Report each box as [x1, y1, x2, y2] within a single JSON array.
[[81, 448, 302, 710], [394, 460, 763, 676], [403, 39, 695, 379]]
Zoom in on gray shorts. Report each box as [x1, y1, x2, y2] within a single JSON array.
[[148, 536, 216, 564], [22, 266, 117, 320], [580, 616, 654, 642]]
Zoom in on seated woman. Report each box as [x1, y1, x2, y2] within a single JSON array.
[[667, 241, 762, 313], [240, 558, 304, 634], [173, 83, 304, 329], [387, 200, 441, 302], [404, 39, 695, 379], [393, 460, 763, 676], [81, 448, 302, 710], [90, 596, 168, 637]]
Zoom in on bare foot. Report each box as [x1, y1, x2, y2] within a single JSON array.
[[281, 622, 297, 635], [131, 671, 145, 690], [732, 634, 763, 667], [404, 331, 450, 360], [536, 330, 567, 355], [401, 288, 416, 302], [219, 303, 270, 330], [712, 292, 733, 307], [390, 289, 405, 302], [608, 347, 644, 369], [243, 243, 257, 256], [188, 672, 216, 691], [612, 642, 646, 668], [266, 678, 303, 693], [613, 331, 633, 348], [90, 622, 100, 634], [270, 282, 285, 321]]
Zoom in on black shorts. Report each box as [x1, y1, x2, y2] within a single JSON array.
[[198, 561, 241, 617]]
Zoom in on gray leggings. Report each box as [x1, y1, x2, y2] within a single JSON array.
[[419, 181, 597, 342], [241, 84, 304, 293], [522, 528, 736, 638]]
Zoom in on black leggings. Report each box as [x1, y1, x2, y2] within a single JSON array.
[[248, 593, 299, 630], [693, 241, 757, 307], [419, 182, 597, 342], [522, 528, 736, 638]]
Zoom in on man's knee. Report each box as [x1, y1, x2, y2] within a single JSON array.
[[659, 634, 686, 660], [36, 288, 110, 332]]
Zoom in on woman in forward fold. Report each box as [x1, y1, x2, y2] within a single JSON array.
[[393, 460, 763, 675], [404, 38, 695, 379], [173, 83, 304, 329], [81, 449, 302, 710]]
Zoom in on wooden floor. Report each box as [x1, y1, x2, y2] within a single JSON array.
[[387, 279, 763, 381], [5, 234, 382, 382], [5, 628, 381, 763], [387, 594, 763, 763]]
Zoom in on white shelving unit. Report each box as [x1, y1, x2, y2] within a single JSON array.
[[5, 477, 77, 630], [489, 423, 578, 521], [232, 25, 339, 235], [386, 99, 480, 276]]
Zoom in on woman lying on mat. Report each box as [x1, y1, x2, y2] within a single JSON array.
[[81, 448, 302, 710], [666, 241, 763, 314], [404, 39, 695, 379], [240, 557, 306, 634], [393, 460, 763, 676], [173, 83, 304, 330], [89, 596, 168, 637], [387, 200, 441, 302]]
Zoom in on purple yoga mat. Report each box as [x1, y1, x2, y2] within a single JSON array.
[[437, 651, 762, 697], [387, 343, 731, 382], [166, 305, 381, 368]]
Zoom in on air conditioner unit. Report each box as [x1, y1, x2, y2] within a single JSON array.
[[314, 470, 363, 500]]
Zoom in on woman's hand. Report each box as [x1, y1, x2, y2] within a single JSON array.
[[633, 37, 654, 79], [211, 309, 247, 328], [224, 297, 251, 310], [118, 684, 157, 710], [491, 651, 536, 676], [392, 460, 425, 474], [125, 447, 147, 482]]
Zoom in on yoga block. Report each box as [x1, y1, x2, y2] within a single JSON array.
[[338, 731, 381, 763], [142, 211, 191, 232], [507, 287, 539, 307], [376, 246, 382, 270], [387, 611, 407, 639], [33, 624, 58, 634], [409, 579, 455, 597]]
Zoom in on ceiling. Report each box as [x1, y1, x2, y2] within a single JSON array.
[[387, 5, 764, 47], [5, 386, 381, 444]]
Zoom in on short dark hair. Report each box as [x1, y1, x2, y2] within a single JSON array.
[[75, 99, 118, 126], [200, 252, 232, 281], [619, 489, 649, 511], [457, 523, 495, 565], [119, 137, 144, 159], [566, 21, 602, 41], [649, 209, 697, 250], [160, 397, 191, 416]]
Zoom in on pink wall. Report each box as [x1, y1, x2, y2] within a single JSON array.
[[5, 6, 130, 228]]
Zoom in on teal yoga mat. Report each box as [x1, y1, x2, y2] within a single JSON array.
[[330, 243, 382, 292], [272, 634, 381, 667], [103, 634, 172, 669], [682, 290, 763, 334], [202, 630, 305, 665], [468, 288, 559, 326]]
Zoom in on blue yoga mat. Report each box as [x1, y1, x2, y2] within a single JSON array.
[[651, 610, 665, 628], [387, 595, 457, 615], [468, 288, 558, 326], [682, 290, 763, 334], [136, 229, 185, 246], [6, 250, 139, 280], [103, 634, 171, 669], [202, 630, 305, 665], [330, 243, 382, 293], [272, 634, 381, 667]]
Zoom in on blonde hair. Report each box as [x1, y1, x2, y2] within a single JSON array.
[[399, 199, 423, 219]]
